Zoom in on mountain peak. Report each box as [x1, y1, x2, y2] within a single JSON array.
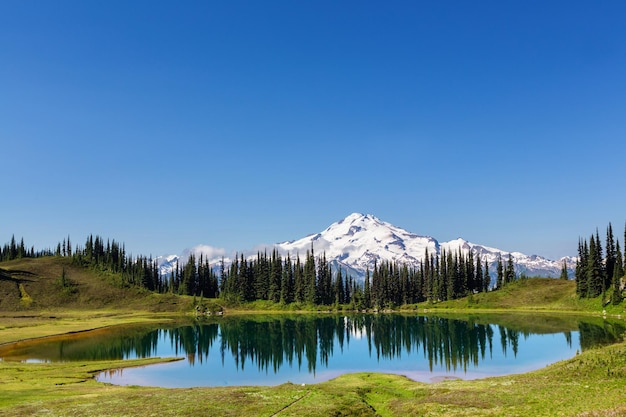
[[278, 213, 439, 276], [158, 213, 576, 281], [338, 212, 377, 224]]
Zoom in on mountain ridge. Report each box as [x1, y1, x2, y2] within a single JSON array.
[[158, 213, 576, 281]]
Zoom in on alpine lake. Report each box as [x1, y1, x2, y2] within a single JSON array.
[[0, 313, 624, 388]]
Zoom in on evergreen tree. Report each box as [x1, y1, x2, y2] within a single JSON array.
[[294, 255, 305, 303], [268, 249, 282, 303], [496, 254, 504, 289], [280, 254, 294, 304], [303, 248, 316, 304], [219, 257, 227, 295], [363, 267, 372, 309], [605, 224, 616, 291], [475, 253, 483, 292], [611, 241, 623, 305], [334, 267, 345, 305], [505, 254, 515, 284], [483, 260, 490, 292], [587, 233, 604, 298], [575, 239, 588, 297], [560, 259, 569, 280]]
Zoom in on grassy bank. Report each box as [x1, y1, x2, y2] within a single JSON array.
[[2, 257, 626, 416], [1, 328, 625, 416]]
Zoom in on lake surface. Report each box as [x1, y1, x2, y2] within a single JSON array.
[[1, 314, 624, 387]]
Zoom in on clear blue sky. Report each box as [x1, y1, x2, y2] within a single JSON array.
[[2, 0, 625, 260]]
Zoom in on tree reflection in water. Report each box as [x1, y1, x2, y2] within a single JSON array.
[[2, 315, 624, 379]]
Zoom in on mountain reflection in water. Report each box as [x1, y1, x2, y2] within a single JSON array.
[[1, 314, 623, 386]]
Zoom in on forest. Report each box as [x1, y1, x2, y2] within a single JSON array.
[[575, 223, 626, 305], [2, 222, 625, 308]]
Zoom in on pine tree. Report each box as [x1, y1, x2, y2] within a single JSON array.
[[611, 241, 623, 305], [587, 233, 604, 298], [294, 255, 305, 303], [268, 249, 282, 303], [334, 267, 345, 305], [560, 259, 569, 280], [575, 239, 588, 297], [475, 253, 483, 292], [364, 268, 372, 309], [483, 260, 490, 292], [280, 254, 294, 304], [505, 254, 515, 284], [605, 224, 616, 291], [304, 248, 316, 304], [496, 254, 504, 289]]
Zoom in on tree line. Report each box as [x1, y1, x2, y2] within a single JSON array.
[[0, 235, 53, 261], [3, 233, 531, 308], [575, 222, 626, 305]]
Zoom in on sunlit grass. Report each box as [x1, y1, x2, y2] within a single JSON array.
[[1, 343, 626, 416], [2, 257, 626, 415]]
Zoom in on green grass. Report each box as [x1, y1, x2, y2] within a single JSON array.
[[0, 257, 200, 313], [1, 344, 626, 416], [2, 257, 626, 416]]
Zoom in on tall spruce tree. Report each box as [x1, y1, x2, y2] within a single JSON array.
[[560, 259, 569, 280], [483, 260, 490, 292], [575, 239, 586, 297], [587, 234, 604, 298], [475, 253, 483, 292], [505, 254, 515, 285], [364, 267, 372, 309], [496, 254, 504, 289], [280, 254, 294, 304], [611, 241, 623, 305], [605, 224, 616, 291]]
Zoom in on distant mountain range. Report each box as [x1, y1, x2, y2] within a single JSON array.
[[157, 213, 576, 282]]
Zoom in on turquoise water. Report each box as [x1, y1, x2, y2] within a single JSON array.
[[2, 314, 623, 387]]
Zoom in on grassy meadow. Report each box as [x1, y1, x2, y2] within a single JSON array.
[[1, 257, 626, 416]]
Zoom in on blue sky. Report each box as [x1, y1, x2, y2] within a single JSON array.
[[2, 0, 625, 260]]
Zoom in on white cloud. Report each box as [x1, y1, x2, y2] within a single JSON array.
[[180, 245, 227, 262]]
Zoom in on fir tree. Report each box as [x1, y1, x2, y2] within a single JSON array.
[[575, 239, 589, 298], [611, 241, 624, 305], [334, 267, 345, 305], [605, 223, 616, 291], [268, 249, 282, 303], [280, 254, 294, 304], [364, 267, 372, 309], [483, 260, 490, 292], [587, 233, 604, 298], [496, 254, 504, 289], [560, 259, 569, 280], [303, 248, 316, 304], [505, 254, 515, 284], [475, 253, 483, 292]]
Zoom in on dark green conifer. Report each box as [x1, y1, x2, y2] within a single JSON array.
[[560, 259, 569, 280], [496, 254, 504, 289]]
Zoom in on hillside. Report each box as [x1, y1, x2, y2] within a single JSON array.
[[2, 256, 623, 316], [0, 257, 192, 312]]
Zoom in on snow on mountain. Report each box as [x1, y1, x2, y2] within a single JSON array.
[[156, 246, 230, 277], [273, 213, 575, 281], [440, 238, 575, 279], [275, 213, 439, 277], [158, 213, 576, 281]]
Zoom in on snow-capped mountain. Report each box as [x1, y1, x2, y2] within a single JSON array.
[[440, 238, 575, 279], [275, 213, 439, 277], [158, 213, 576, 281], [273, 213, 575, 280], [156, 246, 231, 277]]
